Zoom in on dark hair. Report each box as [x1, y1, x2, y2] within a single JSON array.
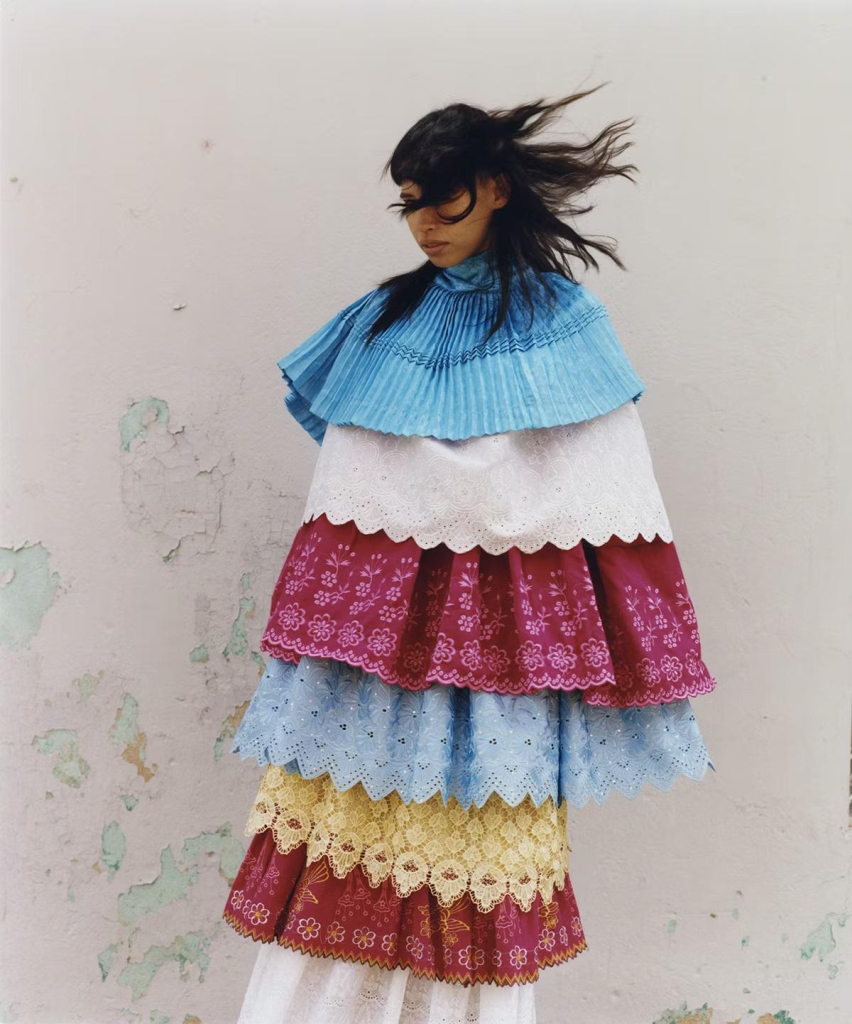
[[364, 84, 638, 345]]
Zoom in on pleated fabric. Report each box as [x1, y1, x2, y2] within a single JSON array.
[[224, 247, 718, 1021]]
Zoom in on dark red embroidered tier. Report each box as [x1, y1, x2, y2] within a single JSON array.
[[222, 830, 587, 986], [259, 513, 716, 707]]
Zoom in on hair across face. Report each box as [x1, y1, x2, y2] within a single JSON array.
[[366, 88, 639, 345], [397, 174, 510, 267]]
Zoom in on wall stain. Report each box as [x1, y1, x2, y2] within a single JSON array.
[[0, 542, 62, 650], [102, 821, 128, 880], [117, 930, 214, 1002], [121, 794, 139, 812], [181, 823, 245, 886], [214, 701, 249, 763], [98, 941, 122, 982], [32, 728, 90, 787], [117, 847, 199, 926], [189, 644, 209, 663], [800, 911, 848, 966], [72, 670, 103, 701], [110, 694, 157, 782], [222, 595, 256, 660]]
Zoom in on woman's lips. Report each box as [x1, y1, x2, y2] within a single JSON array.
[[422, 241, 448, 252]]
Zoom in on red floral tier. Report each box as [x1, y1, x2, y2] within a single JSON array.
[[223, 830, 587, 986], [259, 513, 716, 707]]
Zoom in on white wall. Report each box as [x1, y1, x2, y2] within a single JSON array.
[[2, 2, 850, 1022]]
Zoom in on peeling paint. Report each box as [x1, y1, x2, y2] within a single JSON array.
[[67, 883, 75, 902], [121, 794, 139, 812], [149, 1012, 171, 1024], [117, 847, 199, 926], [117, 930, 213, 1002], [0, 542, 61, 650], [666, 918, 677, 932], [73, 670, 103, 701], [222, 595, 256, 660], [102, 821, 128, 879], [214, 701, 249, 762], [741, 935, 750, 948], [250, 650, 266, 671], [183, 1017, 202, 1024], [0, 1002, 22, 1023], [181, 823, 245, 885], [110, 694, 157, 782], [32, 728, 90, 787], [118, 398, 233, 562], [189, 644, 209, 663], [240, 572, 251, 591], [651, 1004, 712, 1024], [799, 911, 848, 962], [98, 941, 122, 982]]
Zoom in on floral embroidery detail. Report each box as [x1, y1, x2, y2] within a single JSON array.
[[325, 921, 345, 944], [458, 946, 486, 969], [381, 932, 398, 954], [260, 517, 715, 706], [296, 917, 320, 939], [509, 945, 528, 968], [406, 936, 425, 959], [247, 901, 270, 926], [352, 927, 376, 949]]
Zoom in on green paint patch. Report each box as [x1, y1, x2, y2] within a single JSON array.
[[181, 823, 245, 885], [0, 542, 62, 651], [251, 650, 265, 671], [67, 884, 75, 902], [117, 930, 213, 1002], [117, 847, 199, 926], [0, 1002, 22, 1023], [214, 701, 249, 763], [121, 794, 139, 812], [149, 1012, 171, 1024], [98, 941, 122, 982], [110, 694, 156, 782], [732, 907, 740, 920], [827, 962, 839, 979], [102, 821, 128, 880], [222, 595, 256, 660], [32, 729, 90, 787], [651, 1003, 712, 1024], [240, 572, 251, 592], [666, 918, 677, 932], [742, 935, 750, 948], [74, 671, 102, 701], [119, 398, 170, 451], [800, 911, 848, 962], [189, 644, 209, 663]]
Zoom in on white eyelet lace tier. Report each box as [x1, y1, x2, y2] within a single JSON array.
[[303, 400, 673, 554], [238, 943, 538, 1024]]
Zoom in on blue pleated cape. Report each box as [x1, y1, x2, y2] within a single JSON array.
[[278, 247, 646, 443]]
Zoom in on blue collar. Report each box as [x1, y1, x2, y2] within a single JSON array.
[[434, 248, 500, 292]]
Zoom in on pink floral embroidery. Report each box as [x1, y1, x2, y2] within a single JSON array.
[[260, 515, 716, 707]]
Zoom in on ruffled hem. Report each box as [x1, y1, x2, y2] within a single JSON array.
[[261, 514, 716, 705], [235, 944, 539, 1024], [278, 274, 645, 444], [223, 837, 586, 986], [232, 654, 715, 810]]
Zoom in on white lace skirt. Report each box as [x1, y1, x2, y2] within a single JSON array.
[[237, 943, 536, 1024]]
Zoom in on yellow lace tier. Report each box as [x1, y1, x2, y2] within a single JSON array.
[[243, 765, 571, 914]]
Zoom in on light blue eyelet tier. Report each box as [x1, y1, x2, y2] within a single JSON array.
[[279, 251, 646, 444], [231, 655, 715, 809]]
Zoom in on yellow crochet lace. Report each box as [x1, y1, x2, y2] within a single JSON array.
[[244, 766, 571, 914]]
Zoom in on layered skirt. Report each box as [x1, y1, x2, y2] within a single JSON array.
[[222, 398, 716, 1022]]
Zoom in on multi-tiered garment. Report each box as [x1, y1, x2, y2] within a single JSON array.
[[222, 248, 716, 1024]]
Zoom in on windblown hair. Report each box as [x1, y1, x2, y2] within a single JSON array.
[[365, 84, 638, 345]]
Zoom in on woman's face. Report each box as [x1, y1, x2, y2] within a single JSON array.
[[398, 173, 509, 266]]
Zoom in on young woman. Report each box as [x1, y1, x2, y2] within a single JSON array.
[[222, 88, 717, 1024]]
